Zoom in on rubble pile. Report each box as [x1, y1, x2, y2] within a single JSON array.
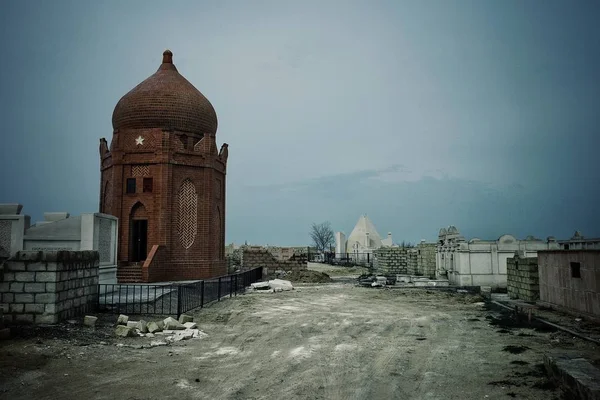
[[250, 279, 294, 293], [114, 313, 207, 346]]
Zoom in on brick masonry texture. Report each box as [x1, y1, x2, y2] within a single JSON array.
[[507, 256, 540, 302], [240, 249, 307, 277], [99, 51, 229, 283], [0, 251, 99, 324], [374, 248, 409, 276]]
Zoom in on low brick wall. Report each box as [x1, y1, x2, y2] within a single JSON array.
[[507, 256, 539, 302], [374, 248, 409, 276], [240, 249, 307, 276], [0, 251, 99, 324]]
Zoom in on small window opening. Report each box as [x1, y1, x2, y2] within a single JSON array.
[[564, 244, 570, 250], [570, 262, 581, 278], [143, 178, 153, 193], [126, 178, 136, 194], [515, 261, 519, 270]]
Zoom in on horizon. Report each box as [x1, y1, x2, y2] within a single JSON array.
[[1, 1, 599, 246]]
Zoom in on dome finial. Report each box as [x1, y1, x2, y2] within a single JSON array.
[[163, 49, 173, 64]]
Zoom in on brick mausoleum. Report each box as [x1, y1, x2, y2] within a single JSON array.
[[99, 50, 228, 283]]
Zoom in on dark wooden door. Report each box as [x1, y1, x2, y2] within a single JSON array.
[[131, 219, 148, 262]]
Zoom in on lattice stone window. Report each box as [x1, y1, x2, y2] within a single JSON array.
[[132, 165, 150, 177], [177, 179, 198, 249]]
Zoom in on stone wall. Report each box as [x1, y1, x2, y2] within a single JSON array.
[[416, 243, 436, 278], [0, 251, 99, 324], [240, 249, 307, 277], [538, 250, 600, 317], [507, 256, 539, 302], [374, 248, 408, 276]]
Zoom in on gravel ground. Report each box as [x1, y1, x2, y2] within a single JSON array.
[[1, 282, 599, 400]]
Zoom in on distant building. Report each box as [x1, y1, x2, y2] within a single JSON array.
[[557, 231, 600, 250], [436, 226, 560, 288], [335, 215, 393, 262]]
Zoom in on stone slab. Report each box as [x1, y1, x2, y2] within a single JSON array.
[[544, 351, 600, 400]]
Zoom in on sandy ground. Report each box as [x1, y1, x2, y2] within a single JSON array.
[[1, 282, 599, 400], [307, 262, 370, 277]]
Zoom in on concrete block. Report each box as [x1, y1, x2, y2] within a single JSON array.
[[544, 351, 600, 400], [24, 283, 46, 293], [2, 293, 13, 303], [26, 263, 47, 272], [178, 314, 193, 324], [36, 293, 56, 303], [45, 304, 57, 314], [10, 303, 24, 313], [35, 313, 58, 324], [84, 316, 98, 327], [115, 325, 135, 337], [116, 314, 129, 325], [0, 282, 8, 292], [25, 304, 45, 314], [15, 314, 34, 323], [15, 272, 35, 282], [183, 322, 197, 329], [147, 321, 162, 333], [163, 317, 185, 330], [9, 282, 24, 293], [137, 320, 148, 333]]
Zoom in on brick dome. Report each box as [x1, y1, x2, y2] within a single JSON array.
[[112, 50, 218, 135]]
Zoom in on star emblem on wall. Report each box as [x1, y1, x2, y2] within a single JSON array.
[[135, 136, 145, 146]]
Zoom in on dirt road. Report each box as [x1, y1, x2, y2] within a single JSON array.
[[1, 282, 597, 400]]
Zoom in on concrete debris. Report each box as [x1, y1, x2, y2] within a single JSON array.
[[147, 321, 161, 334], [150, 341, 168, 347], [251, 280, 294, 292], [83, 316, 98, 327], [146, 333, 155, 338], [115, 325, 135, 337], [156, 320, 165, 331], [137, 320, 148, 333], [251, 281, 270, 290], [183, 322, 197, 329], [126, 321, 138, 329], [371, 281, 384, 287], [163, 317, 186, 330], [178, 314, 193, 324], [116, 314, 129, 325]]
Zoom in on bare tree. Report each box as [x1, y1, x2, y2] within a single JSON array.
[[310, 222, 335, 253], [399, 241, 415, 248]]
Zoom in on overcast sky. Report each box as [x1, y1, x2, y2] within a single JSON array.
[[1, 0, 599, 246]]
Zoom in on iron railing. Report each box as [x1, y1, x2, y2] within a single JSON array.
[[97, 267, 263, 317], [307, 251, 374, 268]]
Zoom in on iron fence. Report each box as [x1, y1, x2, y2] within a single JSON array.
[[307, 251, 374, 268], [97, 267, 263, 317]]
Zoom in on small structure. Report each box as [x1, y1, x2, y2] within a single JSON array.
[[0, 204, 117, 284], [436, 226, 560, 288], [538, 250, 600, 318], [1, 251, 99, 324], [558, 231, 600, 250], [507, 255, 540, 302], [335, 215, 393, 263]]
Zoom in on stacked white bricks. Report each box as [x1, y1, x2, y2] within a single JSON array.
[[0, 251, 99, 324], [374, 248, 409, 276], [507, 256, 539, 302], [416, 243, 436, 278]]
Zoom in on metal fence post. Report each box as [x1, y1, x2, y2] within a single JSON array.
[[218, 277, 222, 301], [229, 276, 233, 298], [200, 280, 205, 308], [177, 285, 182, 318], [234, 274, 238, 296]]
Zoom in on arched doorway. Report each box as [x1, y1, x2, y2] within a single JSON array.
[[130, 202, 148, 262]]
